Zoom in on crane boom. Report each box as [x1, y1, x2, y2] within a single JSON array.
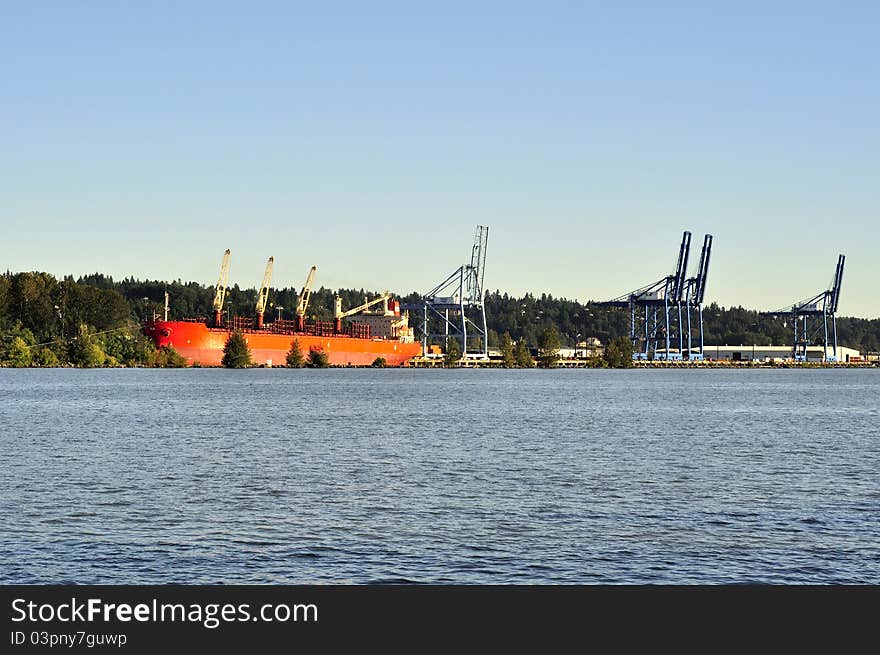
[[333, 292, 391, 333], [693, 234, 713, 305], [830, 254, 845, 314], [296, 266, 317, 317], [672, 231, 691, 304], [335, 292, 391, 319], [295, 266, 317, 331], [212, 249, 232, 311], [212, 249, 231, 326], [255, 256, 274, 328]]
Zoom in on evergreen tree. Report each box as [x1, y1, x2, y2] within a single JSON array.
[[603, 336, 633, 368], [537, 325, 561, 368], [500, 332, 516, 368], [307, 346, 330, 368], [221, 331, 252, 368], [286, 338, 305, 367], [444, 336, 461, 367], [514, 340, 534, 368]]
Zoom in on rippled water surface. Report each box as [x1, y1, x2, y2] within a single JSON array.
[[2, 368, 879, 583]]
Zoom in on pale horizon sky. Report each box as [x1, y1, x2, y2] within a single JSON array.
[[3, 2, 878, 316]]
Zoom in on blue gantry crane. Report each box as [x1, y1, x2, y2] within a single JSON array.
[[406, 225, 490, 359], [682, 234, 713, 360], [597, 230, 713, 361], [762, 254, 845, 362], [597, 231, 692, 360]]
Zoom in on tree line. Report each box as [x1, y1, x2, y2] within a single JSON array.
[[0, 271, 183, 367], [477, 329, 633, 369], [2, 270, 879, 367]]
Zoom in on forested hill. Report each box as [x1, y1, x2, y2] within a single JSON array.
[[2, 271, 879, 366]]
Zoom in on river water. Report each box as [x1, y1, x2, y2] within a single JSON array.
[[1, 368, 878, 584]]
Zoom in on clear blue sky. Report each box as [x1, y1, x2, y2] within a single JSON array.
[[3, 1, 878, 316]]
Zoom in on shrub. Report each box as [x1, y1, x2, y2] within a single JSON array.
[[307, 347, 329, 368]]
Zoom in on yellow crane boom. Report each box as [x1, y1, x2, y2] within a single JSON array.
[[295, 266, 317, 331], [255, 256, 274, 328], [335, 292, 390, 319], [212, 249, 231, 326], [334, 292, 390, 332]]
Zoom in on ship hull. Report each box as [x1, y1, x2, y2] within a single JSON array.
[[144, 321, 422, 367]]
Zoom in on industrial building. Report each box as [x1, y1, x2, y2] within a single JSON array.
[[700, 345, 861, 363]]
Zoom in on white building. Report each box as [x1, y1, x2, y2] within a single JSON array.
[[701, 344, 861, 363]]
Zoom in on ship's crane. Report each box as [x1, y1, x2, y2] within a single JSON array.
[[212, 249, 231, 327], [295, 266, 317, 331], [255, 256, 274, 329], [334, 292, 390, 332]]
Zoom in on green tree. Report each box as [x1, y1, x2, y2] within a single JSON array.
[[307, 346, 330, 368], [286, 338, 305, 367], [221, 331, 252, 368], [10, 272, 61, 342], [0, 275, 10, 331], [99, 325, 157, 367], [6, 336, 32, 367], [68, 324, 106, 368], [537, 325, 561, 368], [514, 340, 534, 368], [63, 282, 129, 334], [33, 346, 61, 367], [500, 332, 516, 368], [0, 323, 36, 363], [371, 356, 386, 368], [444, 336, 461, 367], [603, 336, 633, 368]]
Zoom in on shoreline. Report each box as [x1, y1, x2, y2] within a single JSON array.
[[1, 361, 877, 370]]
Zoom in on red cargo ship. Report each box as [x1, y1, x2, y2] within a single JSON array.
[[143, 253, 423, 367], [144, 297, 422, 367]]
